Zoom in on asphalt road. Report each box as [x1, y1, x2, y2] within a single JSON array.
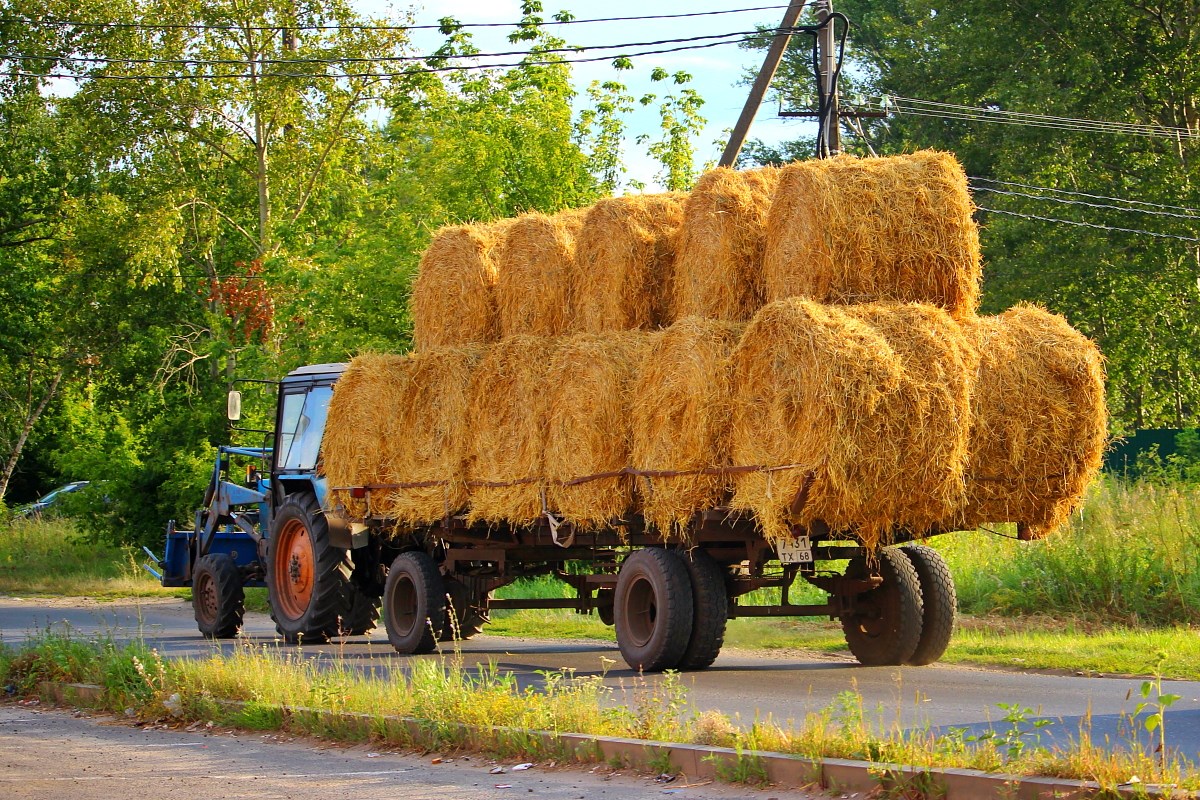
[[0, 705, 820, 800], [3, 596, 1199, 762]]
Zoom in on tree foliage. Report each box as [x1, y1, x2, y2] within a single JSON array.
[[754, 0, 1200, 431]]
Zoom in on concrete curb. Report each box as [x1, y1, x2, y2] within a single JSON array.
[[40, 683, 1177, 799]]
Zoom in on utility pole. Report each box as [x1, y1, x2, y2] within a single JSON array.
[[816, 0, 840, 156], [718, 0, 808, 168]]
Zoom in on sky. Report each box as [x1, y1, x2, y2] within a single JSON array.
[[359, 0, 819, 189]]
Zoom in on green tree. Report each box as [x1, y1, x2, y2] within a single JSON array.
[[753, 0, 1200, 430]]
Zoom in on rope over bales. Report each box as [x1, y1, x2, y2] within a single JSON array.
[[730, 299, 975, 549]]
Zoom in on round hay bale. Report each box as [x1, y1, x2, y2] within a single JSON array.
[[673, 167, 780, 322], [373, 346, 483, 526], [465, 335, 561, 525], [571, 193, 686, 333], [411, 221, 510, 352], [763, 151, 981, 319], [730, 299, 974, 549], [955, 304, 1107, 537], [544, 331, 658, 529], [497, 209, 586, 338], [322, 353, 410, 520], [631, 317, 744, 535]]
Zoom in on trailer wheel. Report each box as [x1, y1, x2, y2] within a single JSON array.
[[677, 550, 728, 671], [384, 552, 445, 655], [193, 554, 245, 639], [340, 590, 381, 637], [440, 577, 489, 642], [840, 548, 924, 666], [266, 493, 354, 644], [614, 548, 694, 672], [900, 544, 956, 666]]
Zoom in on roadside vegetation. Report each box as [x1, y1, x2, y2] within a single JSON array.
[[3, 477, 1199, 680], [0, 628, 1192, 790]]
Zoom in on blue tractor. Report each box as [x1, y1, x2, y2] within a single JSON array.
[[147, 363, 392, 641]]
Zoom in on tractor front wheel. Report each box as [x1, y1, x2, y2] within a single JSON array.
[[193, 554, 245, 639]]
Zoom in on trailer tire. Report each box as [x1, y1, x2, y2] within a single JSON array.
[[677, 549, 728, 671], [840, 548, 924, 666], [614, 548, 694, 672], [441, 577, 489, 642], [384, 551, 445, 655], [900, 544, 956, 666], [341, 589, 381, 637], [193, 554, 245, 639], [266, 493, 354, 644]]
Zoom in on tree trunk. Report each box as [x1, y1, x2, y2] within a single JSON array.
[[0, 367, 65, 504]]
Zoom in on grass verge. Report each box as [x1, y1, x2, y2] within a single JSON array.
[[1, 629, 1194, 791], [0, 518, 184, 600]]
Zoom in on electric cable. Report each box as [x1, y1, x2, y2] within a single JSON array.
[[970, 177, 1200, 216], [970, 185, 1200, 221], [1, 5, 794, 32], [5, 30, 793, 80], [856, 96, 1198, 141], [0, 28, 773, 67], [974, 206, 1200, 243]]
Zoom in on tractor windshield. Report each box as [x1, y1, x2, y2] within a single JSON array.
[[276, 385, 333, 472]]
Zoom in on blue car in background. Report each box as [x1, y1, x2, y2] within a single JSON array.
[[15, 481, 91, 519]]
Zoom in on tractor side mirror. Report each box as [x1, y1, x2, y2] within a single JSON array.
[[227, 390, 242, 422]]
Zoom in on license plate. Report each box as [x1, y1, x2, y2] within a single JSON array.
[[777, 535, 813, 564]]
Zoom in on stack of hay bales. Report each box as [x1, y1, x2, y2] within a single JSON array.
[[411, 221, 510, 352], [323, 349, 480, 524], [571, 194, 686, 332], [672, 167, 780, 321], [763, 151, 981, 318], [630, 317, 743, 534], [322, 148, 1106, 546]]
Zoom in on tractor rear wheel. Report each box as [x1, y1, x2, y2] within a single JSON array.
[[614, 548, 694, 672], [840, 548, 924, 666], [266, 493, 355, 643], [193, 554, 244, 639], [341, 589, 381, 637], [383, 551, 445, 655]]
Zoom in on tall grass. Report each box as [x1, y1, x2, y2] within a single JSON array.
[[0, 517, 177, 598], [939, 478, 1200, 625], [2, 630, 1193, 789]]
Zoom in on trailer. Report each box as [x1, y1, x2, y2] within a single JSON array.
[[148, 361, 957, 672]]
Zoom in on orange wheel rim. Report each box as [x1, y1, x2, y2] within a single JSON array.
[[274, 519, 314, 620]]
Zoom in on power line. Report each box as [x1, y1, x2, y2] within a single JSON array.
[[0, 5, 792, 32], [975, 206, 1200, 243], [1, 29, 767, 68], [970, 177, 1200, 216], [5, 34, 771, 80], [859, 96, 1199, 141], [970, 185, 1200, 221]]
